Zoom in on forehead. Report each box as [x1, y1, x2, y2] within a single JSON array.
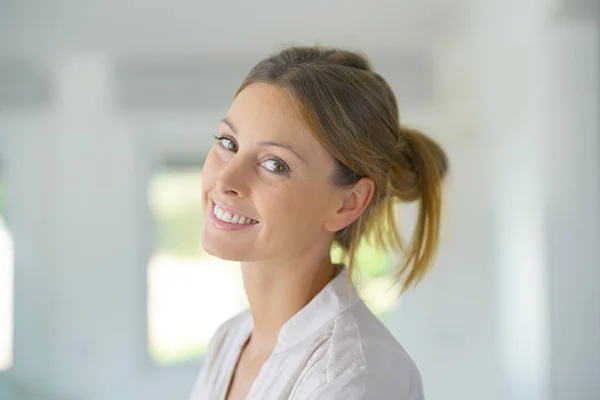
[[226, 83, 335, 162], [229, 83, 300, 129]]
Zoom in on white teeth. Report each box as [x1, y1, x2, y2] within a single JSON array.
[[213, 203, 257, 225]]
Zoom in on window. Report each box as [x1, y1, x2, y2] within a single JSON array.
[[147, 165, 247, 366], [0, 174, 13, 371]]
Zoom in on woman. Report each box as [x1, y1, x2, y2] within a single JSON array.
[[189, 46, 448, 400]]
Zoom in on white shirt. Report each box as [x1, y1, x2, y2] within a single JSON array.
[[189, 267, 424, 400]]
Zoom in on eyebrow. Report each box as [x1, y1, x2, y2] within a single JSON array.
[[220, 117, 306, 162], [221, 117, 237, 133]]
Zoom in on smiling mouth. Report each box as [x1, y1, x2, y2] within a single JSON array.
[[212, 202, 259, 225]]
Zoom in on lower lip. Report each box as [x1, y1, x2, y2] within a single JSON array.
[[208, 202, 258, 231]]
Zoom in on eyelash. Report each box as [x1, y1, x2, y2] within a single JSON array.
[[213, 134, 291, 176]]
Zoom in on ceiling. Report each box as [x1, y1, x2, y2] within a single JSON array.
[[0, 0, 471, 56]]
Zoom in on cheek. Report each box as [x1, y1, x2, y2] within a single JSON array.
[[267, 182, 333, 228]]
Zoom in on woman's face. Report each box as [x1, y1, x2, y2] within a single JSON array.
[[201, 83, 346, 263]]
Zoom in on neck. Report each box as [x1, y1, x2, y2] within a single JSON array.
[[239, 249, 337, 355]]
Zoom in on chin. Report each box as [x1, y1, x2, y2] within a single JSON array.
[[201, 235, 249, 262]]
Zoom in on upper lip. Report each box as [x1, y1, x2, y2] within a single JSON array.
[[211, 199, 258, 221]]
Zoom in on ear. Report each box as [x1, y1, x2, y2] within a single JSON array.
[[324, 178, 375, 233]]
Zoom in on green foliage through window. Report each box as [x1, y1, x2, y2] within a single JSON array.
[[148, 168, 206, 257]]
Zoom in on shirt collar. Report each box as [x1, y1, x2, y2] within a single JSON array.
[[270, 265, 361, 354]]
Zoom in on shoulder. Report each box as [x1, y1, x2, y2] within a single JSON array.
[[292, 302, 424, 400]]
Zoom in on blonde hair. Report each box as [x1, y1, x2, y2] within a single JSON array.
[[238, 46, 449, 292]]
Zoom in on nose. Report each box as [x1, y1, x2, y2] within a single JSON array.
[[215, 153, 251, 198]]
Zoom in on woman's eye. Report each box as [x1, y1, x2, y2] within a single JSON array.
[[262, 158, 290, 175], [215, 136, 238, 152]]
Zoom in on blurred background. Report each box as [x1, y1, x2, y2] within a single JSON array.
[[0, 0, 598, 399]]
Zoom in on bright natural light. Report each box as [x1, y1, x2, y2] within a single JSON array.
[[147, 167, 247, 366], [0, 176, 13, 371]]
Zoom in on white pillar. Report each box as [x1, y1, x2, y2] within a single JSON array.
[[477, 1, 600, 399], [2, 112, 52, 399], [480, 3, 552, 400], [540, 15, 600, 400], [10, 54, 142, 400], [398, 1, 557, 400]]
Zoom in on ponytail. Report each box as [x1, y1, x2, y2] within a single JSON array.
[[384, 127, 448, 291]]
